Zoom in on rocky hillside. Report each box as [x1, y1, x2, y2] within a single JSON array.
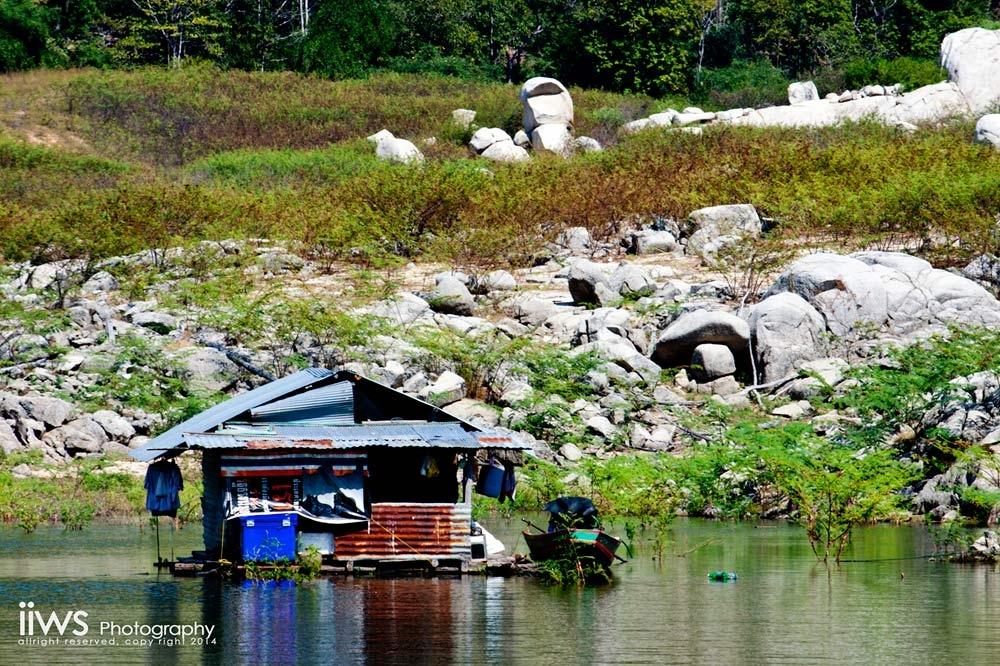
[[4, 200, 1000, 521]]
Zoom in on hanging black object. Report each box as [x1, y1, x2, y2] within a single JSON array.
[[498, 462, 517, 504], [543, 496, 600, 531], [145, 459, 183, 517]]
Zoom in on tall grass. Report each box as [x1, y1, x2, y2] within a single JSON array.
[[61, 65, 655, 165], [3, 120, 999, 267], [2, 67, 999, 269]]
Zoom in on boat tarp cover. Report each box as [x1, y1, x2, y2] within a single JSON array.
[[543, 496, 600, 531]]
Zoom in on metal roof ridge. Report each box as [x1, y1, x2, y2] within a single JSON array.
[[129, 367, 336, 462]]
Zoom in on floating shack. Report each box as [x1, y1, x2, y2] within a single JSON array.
[[131, 368, 529, 574]]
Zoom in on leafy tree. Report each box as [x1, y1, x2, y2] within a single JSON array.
[[577, 0, 703, 94], [465, 0, 578, 82], [298, 0, 400, 78], [726, 0, 992, 74], [222, 0, 295, 71], [0, 0, 52, 72], [389, 0, 479, 61], [728, 0, 859, 73], [119, 0, 228, 67], [764, 436, 916, 563], [50, 0, 101, 39]]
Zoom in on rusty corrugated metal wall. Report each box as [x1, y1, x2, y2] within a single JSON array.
[[334, 503, 471, 561]]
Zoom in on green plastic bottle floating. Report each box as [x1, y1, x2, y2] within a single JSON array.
[[707, 571, 738, 581]]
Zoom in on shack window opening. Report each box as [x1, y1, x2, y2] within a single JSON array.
[[366, 449, 459, 503]]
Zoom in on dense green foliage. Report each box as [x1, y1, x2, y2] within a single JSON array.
[[1, 0, 995, 94], [838, 328, 1000, 449], [0, 0, 51, 72]]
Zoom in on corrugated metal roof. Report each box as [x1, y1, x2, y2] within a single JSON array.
[[250, 380, 355, 424], [129, 368, 335, 462], [145, 422, 525, 453]]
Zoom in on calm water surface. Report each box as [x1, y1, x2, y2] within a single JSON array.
[[0, 518, 998, 665]]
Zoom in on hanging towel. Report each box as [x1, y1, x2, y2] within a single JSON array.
[[145, 459, 183, 517]]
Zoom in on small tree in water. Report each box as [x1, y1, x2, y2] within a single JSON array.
[[766, 443, 915, 564]]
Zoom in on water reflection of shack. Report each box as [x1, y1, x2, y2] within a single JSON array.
[[130, 368, 528, 572]]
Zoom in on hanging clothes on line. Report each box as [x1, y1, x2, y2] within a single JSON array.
[[145, 459, 183, 517]]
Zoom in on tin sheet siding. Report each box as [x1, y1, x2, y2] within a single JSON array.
[[334, 503, 472, 561]]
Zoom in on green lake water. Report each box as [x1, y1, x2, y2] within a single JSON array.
[[0, 518, 998, 665]]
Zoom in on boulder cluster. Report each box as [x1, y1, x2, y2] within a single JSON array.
[[7, 219, 1000, 516], [369, 75, 604, 164], [622, 27, 1000, 137], [367, 27, 1000, 165], [466, 77, 602, 162]]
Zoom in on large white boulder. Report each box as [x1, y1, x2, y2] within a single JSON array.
[[429, 276, 475, 316], [748, 292, 826, 383], [20, 396, 74, 428], [481, 140, 530, 162], [673, 111, 716, 126], [766, 253, 889, 336], [853, 251, 1000, 332], [572, 136, 602, 153], [686, 204, 762, 263], [833, 96, 898, 122], [729, 101, 839, 128], [788, 81, 820, 105], [423, 371, 467, 407], [469, 127, 512, 154], [884, 82, 971, 125], [649, 111, 677, 127], [177, 346, 240, 393], [375, 137, 424, 164], [520, 77, 574, 133], [567, 260, 656, 306], [975, 114, 1000, 148], [690, 343, 737, 381], [452, 108, 476, 129], [366, 129, 395, 144], [574, 333, 662, 386], [366, 292, 432, 325], [763, 251, 1000, 344], [652, 309, 750, 367], [941, 27, 1000, 115], [530, 123, 572, 155]]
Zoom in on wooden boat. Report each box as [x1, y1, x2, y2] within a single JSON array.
[[522, 527, 624, 568]]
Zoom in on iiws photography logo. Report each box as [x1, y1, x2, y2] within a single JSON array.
[[16, 601, 216, 648]]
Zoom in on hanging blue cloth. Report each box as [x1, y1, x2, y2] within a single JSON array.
[[145, 459, 183, 517]]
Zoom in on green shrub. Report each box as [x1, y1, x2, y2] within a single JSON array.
[[185, 142, 381, 188], [586, 455, 679, 518], [693, 60, 790, 109], [383, 50, 501, 82], [4, 70, 1000, 270], [0, 0, 51, 72], [841, 57, 946, 92], [765, 441, 916, 563], [836, 327, 1000, 449]]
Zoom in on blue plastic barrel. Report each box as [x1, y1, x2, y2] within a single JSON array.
[[476, 464, 504, 498]]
